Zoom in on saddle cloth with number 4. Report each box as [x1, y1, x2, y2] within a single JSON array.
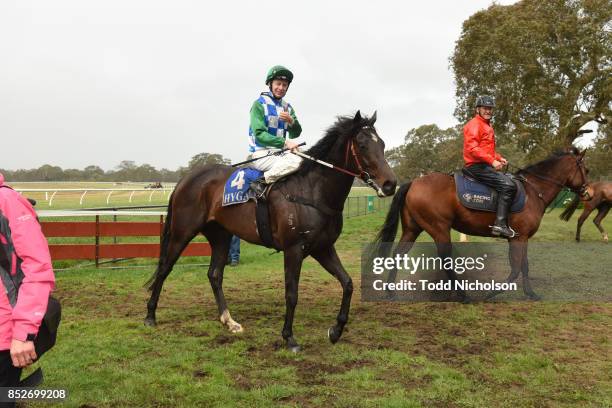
[[222, 168, 264, 206]]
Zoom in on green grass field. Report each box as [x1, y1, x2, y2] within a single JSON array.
[[23, 205, 611, 407]]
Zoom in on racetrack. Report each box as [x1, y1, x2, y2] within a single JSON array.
[[24, 209, 611, 407]]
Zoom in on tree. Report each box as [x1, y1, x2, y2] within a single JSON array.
[[587, 123, 612, 179], [159, 168, 181, 182], [112, 160, 139, 181], [36, 164, 64, 181], [116, 160, 137, 171], [83, 165, 105, 180], [187, 152, 231, 171], [387, 124, 530, 181], [386, 124, 463, 181], [451, 0, 611, 156], [133, 164, 161, 181], [63, 168, 84, 181]]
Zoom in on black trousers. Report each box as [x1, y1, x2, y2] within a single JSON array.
[[465, 163, 517, 222], [0, 351, 21, 408], [465, 163, 516, 201]]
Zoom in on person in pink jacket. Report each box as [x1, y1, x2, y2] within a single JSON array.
[[0, 172, 55, 395]]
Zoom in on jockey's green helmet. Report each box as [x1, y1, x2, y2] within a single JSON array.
[[265, 65, 294, 85]]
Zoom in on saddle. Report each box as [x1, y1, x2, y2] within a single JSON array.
[[222, 168, 277, 249], [454, 170, 527, 213], [222, 168, 341, 249]]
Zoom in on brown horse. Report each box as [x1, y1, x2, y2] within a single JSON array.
[[560, 181, 611, 242], [374, 147, 591, 301], [144, 111, 397, 351]]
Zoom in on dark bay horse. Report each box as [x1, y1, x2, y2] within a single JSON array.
[[145, 111, 397, 351], [560, 181, 611, 242], [374, 147, 591, 301]]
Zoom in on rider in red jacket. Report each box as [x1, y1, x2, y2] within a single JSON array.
[[463, 96, 517, 238]]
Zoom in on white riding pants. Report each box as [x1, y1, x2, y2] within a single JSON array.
[[248, 149, 303, 183]]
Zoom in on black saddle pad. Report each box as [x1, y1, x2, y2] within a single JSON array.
[[454, 171, 526, 213]]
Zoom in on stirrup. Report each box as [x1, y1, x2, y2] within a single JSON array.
[[490, 225, 519, 238], [250, 179, 267, 199]]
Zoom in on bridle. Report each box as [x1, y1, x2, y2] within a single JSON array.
[[574, 155, 591, 199], [342, 128, 384, 195], [291, 126, 386, 196], [511, 154, 591, 201]]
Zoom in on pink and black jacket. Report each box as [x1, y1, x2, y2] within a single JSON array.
[[0, 173, 54, 351]]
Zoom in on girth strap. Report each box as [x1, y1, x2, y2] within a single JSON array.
[[255, 198, 276, 249]]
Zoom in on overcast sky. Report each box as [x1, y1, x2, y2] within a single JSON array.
[[0, 0, 528, 171]]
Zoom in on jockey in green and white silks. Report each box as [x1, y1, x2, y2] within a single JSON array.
[[248, 92, 299, 152], [247, 65, 303, 184]]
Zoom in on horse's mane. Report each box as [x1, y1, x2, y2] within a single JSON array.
[[518, 146, 580, 175], [296, 113, 374, 175]]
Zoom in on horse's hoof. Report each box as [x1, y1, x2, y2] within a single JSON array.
[[285, 337, 301, 353], [460, 295, 472, 304], [527, 293, 541, 301], [144, 317, 156, 327], [384, 290, 398, 301], [219, 310, 243, 333], [229, 323, 243, 334], [328, 326, 341, 344], [485, 290, 503, 301]]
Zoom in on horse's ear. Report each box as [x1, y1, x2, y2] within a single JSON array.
[[579, 148, 587, 158], [370, 110, 377, 125], [353, 110, 362, 123]]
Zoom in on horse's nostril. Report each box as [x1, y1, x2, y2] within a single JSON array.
[[383, 180, 397, 196]]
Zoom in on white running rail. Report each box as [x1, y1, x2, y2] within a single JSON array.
[[15, 188, 174, 206]]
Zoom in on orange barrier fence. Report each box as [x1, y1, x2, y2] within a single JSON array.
[[41, 215, 211, 266]]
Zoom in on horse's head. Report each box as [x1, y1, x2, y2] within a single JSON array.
[[563, 147, 592, 200], [346, 111, 397, 197]]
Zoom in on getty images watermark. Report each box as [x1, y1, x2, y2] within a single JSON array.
[[370, 252, 516, 292], [361, 243, 611, 302]]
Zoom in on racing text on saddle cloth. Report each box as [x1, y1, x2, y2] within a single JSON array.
[[222, 168, 263, 206]]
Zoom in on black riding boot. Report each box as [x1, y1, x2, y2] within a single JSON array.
[[491, 197, 518, 238], [466, 164, 519, 239], [249, 177, 267, 198]]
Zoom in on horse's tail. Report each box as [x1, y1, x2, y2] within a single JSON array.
[[559, 194, 580, 221], [372, 181, 411, 257], [145, 191, 174, 290]]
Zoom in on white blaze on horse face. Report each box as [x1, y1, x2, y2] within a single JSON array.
[[220, 309, 243, 333], [362, 126, 379, 143]]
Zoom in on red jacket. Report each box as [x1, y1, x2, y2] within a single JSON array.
[[0, 173, 54, 350], [463, 115, 502, 166]]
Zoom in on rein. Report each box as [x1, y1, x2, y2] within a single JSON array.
[[283, 127, 387, 217], [293, 131, 385, 196], [292, 140, 365, 178], [508, 156, 590, 207]]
